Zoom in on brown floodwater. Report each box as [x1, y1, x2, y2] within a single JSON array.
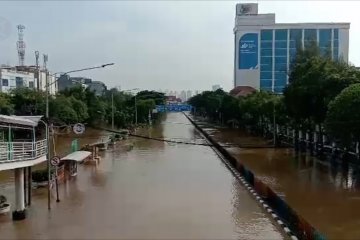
[[198, 121, 360, 240], [0, 113, 284, 239]]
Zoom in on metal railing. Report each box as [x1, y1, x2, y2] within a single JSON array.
[[0, 139, 47, 163]]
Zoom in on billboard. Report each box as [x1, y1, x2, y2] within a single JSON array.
[[156, 104, 192, 113], [239, 33, 259, 70]]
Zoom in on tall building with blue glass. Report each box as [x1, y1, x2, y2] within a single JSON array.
[[234, 3, 350, 93]]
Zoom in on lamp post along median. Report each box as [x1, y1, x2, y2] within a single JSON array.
[[45, 63, 114, 210], [112, 92, 114, 130]]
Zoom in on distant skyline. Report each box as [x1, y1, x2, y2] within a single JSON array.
[[1, 1, 360, 91]]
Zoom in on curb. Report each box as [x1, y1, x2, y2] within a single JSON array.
[[185, 113, 298, 240]]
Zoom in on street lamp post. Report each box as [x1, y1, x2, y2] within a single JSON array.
[[45, 63, 114, 210], [135, 94, 137, 125], [112, 92, 114, 130]]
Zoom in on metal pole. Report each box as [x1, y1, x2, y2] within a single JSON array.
[[46, 70, 51, 210], [148, 109, 152, 126], [51, 124, 60, 203], [135, 95, 137, 125], [112, 92, 114, 130], [273, 100, 276, 146], [55, 167, 60, 202]]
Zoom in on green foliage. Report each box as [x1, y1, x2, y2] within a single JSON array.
[[284, 46, 360, 127], [69, 97, 89, 122], [188, 45, 360, 148], [50, 96, 78, 124], [10, 88, 46, 115], [136, 99, 156, 123], [136, 90, 165, 105], [0, 93, 14, 115], [325, 83, 360, 147], [0, 85, 163, 128]]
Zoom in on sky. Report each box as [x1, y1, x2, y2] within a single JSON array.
[[0, 1, 360, 92]]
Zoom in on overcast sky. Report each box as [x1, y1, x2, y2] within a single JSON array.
[[0, 1, 360, 92]]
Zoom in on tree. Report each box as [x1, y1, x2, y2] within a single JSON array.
[[325, 83, 360, 148], [50, 96, 78, 124], [136, 91, 165, 105], [136, 99, 156, 123], [10, 88, 46, 115], [69, 97, 89, 123], [0, 93, 14, 115], [284, 45, 360, 129]]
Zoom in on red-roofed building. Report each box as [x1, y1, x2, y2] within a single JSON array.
[[229, 86, 256, 98]]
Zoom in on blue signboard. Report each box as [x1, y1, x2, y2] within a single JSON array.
[[156, 104, 192, 113], [239, 33, 259, 70]]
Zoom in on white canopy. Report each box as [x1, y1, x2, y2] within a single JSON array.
[[61, 151, 92, 162], [0, 115, 43, 127]]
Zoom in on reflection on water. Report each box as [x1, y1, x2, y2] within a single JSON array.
[[207, 127, 360, 240], [0, 113, 283, 239]]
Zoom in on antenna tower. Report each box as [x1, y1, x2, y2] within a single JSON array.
[[17, 24, 26, 66], [43, 54, 48, 70], [35, 51, 39, 68]]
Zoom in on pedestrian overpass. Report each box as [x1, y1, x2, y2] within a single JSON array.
[[155, 104, 192, 113]]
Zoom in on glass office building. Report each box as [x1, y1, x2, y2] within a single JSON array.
[[234, 3, 350, 93]]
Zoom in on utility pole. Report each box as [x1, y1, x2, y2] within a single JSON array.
[[273, 99, 276, 146], [135, 94, 137, 125], [43, 63, 114, 210], [43, 54, 51, 210], [148, 109, 152, 126], [111, 92, 114, 130]]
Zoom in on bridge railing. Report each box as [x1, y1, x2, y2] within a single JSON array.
[[0, 139, 47, 163]]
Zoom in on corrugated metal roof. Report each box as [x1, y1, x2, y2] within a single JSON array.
[[61, 151, 92, 162], [0, 115, 43, 127]]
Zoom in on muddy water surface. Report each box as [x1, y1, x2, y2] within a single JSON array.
[[0, 113, 284, 239]]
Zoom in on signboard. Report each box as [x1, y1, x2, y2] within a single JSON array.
[[239, 33, 258, 70], [236, 3, 258, 16], [155, 104, 192, 113], [73, 123, 85, 135], [51, 156, 60, 166]]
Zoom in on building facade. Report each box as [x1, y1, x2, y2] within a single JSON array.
[[87, 81, 106, 96], [57, 75, 89, 92], [234, 3, 350, 93], [0, 67, 57, 95]]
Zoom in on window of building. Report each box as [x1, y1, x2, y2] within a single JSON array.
[[260, 30, 273, 91], [260, 71, 272, 80], [261, 49, 272, 56], [319, 29, 332, 57], [274, 29, 288, 92], [275, 29, 287, 40], [304, 29, 317, 48], [289, 29, 302, 63], [333, 29, 339, 60], [15, 77, 24, 88], [261, 30, 273, 41], [290, 29, 302, 48], [29, 81, 34, 88], [2, 79, 9, 86]]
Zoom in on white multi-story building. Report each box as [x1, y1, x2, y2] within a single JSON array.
[[0, 67, 57, 95], [234, 3, 350, 93]]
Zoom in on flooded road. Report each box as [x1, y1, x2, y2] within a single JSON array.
[[200, 122, 360, 240], [0, 113, 284, 239]]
